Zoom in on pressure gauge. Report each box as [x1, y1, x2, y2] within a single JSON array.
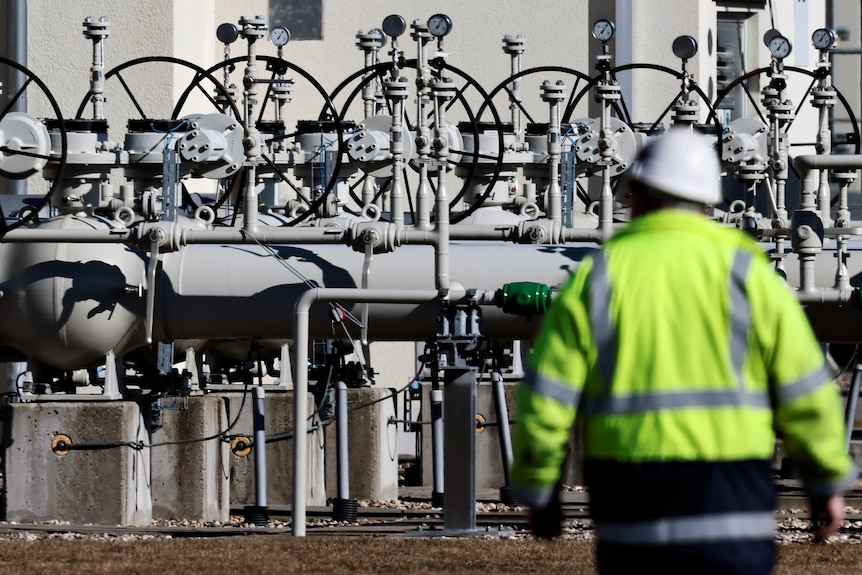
[[428, 14, 452, 38], [216, 22, 238, 44], [763, 29, 782, 48], [270, 26, 290, 47], [768, 35, 792, 59], [382, 14, 406, 38], [811, 28, 836, 50], [592, 19, 615, 42], [672, 35, 698, 60]]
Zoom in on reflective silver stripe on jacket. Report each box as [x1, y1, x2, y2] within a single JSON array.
[[729, 250, 752, 386], [590, 254, 616, 393], [580, 388, 771, 414], [595, 511, 776, 545], [584, 249, 770, 415], [522, 370, 580, 406], [776, 364, 832, 404]]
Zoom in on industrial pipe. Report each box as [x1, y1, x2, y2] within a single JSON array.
[[291, 287, 495, 536]]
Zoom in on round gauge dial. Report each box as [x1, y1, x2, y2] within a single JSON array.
[[811, 28, 836, 50], [382, 14, 406, 38], [592, 19, 615, 42], [428, 14, 452, 38], [763, 28, 782, 48], [216, 23, 238, 45], [270, 26, 291, 47], [768, 35, 792, 59], [672, 35, 698, 60]]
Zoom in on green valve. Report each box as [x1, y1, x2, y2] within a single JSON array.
[[495, 282, 554, 316]]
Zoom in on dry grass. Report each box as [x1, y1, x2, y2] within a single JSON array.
[[0, 535, 861, 575], [0, 536, 594, 575]]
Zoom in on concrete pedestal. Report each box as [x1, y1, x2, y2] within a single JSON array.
[[420, 381, 519, 492], [150, 395, 230, 522], [324, 386, 399, 502], [2, 401, 151, 526], [220, 390, 325, 507]]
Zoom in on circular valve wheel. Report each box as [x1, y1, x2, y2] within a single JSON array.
[[0, 56, 67, 237]]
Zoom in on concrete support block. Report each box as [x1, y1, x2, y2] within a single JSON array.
[[324, 386, 399, 501], [150, 395, 230, 522], [220, 390, 325, 506], [2, 401, 151, 526], [420, 381, 518, 491]]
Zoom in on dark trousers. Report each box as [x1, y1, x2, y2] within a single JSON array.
[[586, 459, 778, 574], [597, 540, 776, 575]]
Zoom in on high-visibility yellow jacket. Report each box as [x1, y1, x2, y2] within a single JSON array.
[[511, 210, 855, 521]]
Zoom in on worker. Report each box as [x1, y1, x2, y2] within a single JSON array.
[[510, 128, 856, 574]]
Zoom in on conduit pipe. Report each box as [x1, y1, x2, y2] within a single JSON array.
[[0, 218, 605, 246], [291, 287, 496, 536], [8, 0, 26, 196], [793, 154, 862, 207]]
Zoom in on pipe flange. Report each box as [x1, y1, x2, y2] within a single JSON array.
[[51, 433, 72, 456], [475, 413, 486, 433], [231, 436, 252, 457]]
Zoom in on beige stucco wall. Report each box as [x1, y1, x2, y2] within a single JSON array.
[[15, 1, 835, 141]]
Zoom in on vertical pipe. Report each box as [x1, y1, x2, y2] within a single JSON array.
[[491, 371, 514, 485], [292, 301, 311, 536], [5, 0, 26, 198], [430, 388, 445, 505], [431, 81, 454, 291], [241, 18, 263, 234], [292, 288, 448, 536], [414, 24, 433, 231], [387, 79, 407, 230], [252, 385, 268, 509], [336, 379, 350, 499], [2, 0, 25, 397], [845, 363, 862, 451]]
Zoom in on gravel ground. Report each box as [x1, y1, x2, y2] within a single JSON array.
[[0, 502, 860, 575], [0, 499, 858, 545]]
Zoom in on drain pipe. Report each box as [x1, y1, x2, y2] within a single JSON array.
[[242, 385, 269, 526], [491, 369, 518, 506], [332, 378, 359, 522], [792, 154, 862, 294], [430, 387, 445, 507], [291, 287, 496, 536], [4, 0, 29, 399], [8, 0, 26, 195]]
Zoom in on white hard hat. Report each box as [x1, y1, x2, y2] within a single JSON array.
[[626, 128, 722, 204]]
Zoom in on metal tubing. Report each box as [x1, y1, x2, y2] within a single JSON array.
[[793, 154, 862, 171], [293, 287, 483, 536], [8, 0, 26, 196], [252, 385, 268, 509], [430, 388, 444, 499], [336, 379, 350, 499], [0, 219, 605, 246], [795, 286, 855, 304], [845, 363, 862, 451], [0, 229, 135, 243], [491, 370, 514, 486], [793, 155, 862, 214], [433, 88, 451, 291]]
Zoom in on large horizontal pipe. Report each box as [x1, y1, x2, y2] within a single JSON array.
[[3, 209, 862, 370]]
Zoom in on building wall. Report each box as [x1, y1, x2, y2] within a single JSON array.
[[0, 0, 854, 474], [830, 1, 861, 156], [8, 1, 837, 140]]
